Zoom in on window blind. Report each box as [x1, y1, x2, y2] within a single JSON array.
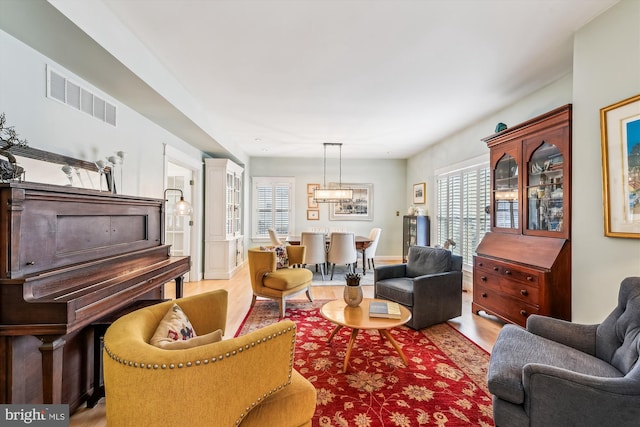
[[252, 177, 295, 239], [436, 162, 490, 268]]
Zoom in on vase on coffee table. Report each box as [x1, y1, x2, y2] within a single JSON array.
[[343, 273, 363, 307]]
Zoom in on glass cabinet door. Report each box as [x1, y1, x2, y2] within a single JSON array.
[[526, 142, 565, 234], [493, 153, 519, 230], [233, 173, 242, 236]]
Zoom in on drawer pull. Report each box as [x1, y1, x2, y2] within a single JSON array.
[[520, 289, 528, 296], [478, 262, 483, 267], [26, 261, 35, 266], [493, 266, 499, 271], [505, 270, 512, 275], [520, 310, 528, 317], [480, 276, 487, 282], [527, 276, 533, 281], [481, 293, 488, 298]]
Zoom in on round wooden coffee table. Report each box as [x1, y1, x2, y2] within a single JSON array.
[[320, 298, 412, 372]]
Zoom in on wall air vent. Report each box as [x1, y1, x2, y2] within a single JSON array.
[[46, 65, 117, 126]]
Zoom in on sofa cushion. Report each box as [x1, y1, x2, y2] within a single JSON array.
[[156, 329, 224, 350], [241, 370, 316, 427], [260, 245, 289, 269], [150, 303, 197, 347], [375, 278, 414, 307], [264, 268, 312, 291], [406, 246, 451, 278], [488, 324, 623, 405]]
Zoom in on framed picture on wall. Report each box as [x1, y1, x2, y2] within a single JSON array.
[[600, 93, 640, 238], [413, 182, 426, 204], [308, 196, 318, 208], [307, 210, 319, 220], [329, 183, 373, 221], [307, 183, 320, 195]]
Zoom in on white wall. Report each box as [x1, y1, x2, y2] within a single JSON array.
[[250, 157, 406, 257], [407, 74, 573, 244], [407, 0, 640, 323], [0, 29, 206, 278], [571, 0, 640, 323]]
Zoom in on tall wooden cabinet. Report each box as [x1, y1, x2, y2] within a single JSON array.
[[204, 158, 244, 279], [473, 105, 572, 327], [403, 215, 430, 262]]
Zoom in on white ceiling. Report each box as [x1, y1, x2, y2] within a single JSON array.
[[4, 0, 619, 160], [98, 0, 619, 159]]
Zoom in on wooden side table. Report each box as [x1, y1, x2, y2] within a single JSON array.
[[320, 298, 412, 372]]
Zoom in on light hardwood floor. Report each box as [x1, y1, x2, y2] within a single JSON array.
[[69, 261, 504, 427]]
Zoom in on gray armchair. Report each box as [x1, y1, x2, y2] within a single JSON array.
[[374, 245, 462, 329], [488, 277, 640, 427]]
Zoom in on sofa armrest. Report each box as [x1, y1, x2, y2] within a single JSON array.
[[374, 263, 407, 281], [412, 271, 463, 299], [523, 363, 640, 426], [104, 318, 299, 427], [526, 315, 598, 355]]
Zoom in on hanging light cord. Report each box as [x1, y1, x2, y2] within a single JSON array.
[[323, 142, 344, 189], [323, 143, 327, 188], [338, 143, 342, 189]]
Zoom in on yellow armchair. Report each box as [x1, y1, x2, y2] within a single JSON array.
[[103, 290, 316, 427], [248, 246, 314, 318]]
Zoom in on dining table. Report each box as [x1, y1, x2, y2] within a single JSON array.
[[286, 235, 373, 275]]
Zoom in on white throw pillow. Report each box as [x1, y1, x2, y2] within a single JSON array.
[[150, 303, 197, 348]]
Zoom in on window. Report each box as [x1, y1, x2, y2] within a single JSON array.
[[436, 160, 490, 268], [252, 177, 295, 239]]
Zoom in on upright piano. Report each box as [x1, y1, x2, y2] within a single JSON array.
[[0, 182, 190, 411]]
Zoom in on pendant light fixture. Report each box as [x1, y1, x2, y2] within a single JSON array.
[[313, 143, 353, 203]]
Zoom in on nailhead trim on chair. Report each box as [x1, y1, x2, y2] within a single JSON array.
[[104, 324, 297, 426]]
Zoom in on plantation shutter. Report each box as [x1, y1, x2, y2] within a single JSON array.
[[436, 162, 490, 268], [253, 178, 295, 239]]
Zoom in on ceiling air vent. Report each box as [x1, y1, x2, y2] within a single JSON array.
[[46, 65, 117, 126]]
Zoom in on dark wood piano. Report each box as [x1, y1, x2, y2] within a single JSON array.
[[0, 182, 190, 412]]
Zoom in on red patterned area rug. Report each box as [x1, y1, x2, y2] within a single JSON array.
[[236, 300, 494, 427]]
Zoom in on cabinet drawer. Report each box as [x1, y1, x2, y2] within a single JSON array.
[[474, 257, 540, 286], [474, 283, 539, 326], [474, 271, 539, 305]]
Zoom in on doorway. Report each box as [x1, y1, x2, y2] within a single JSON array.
[[166, 161, 193, 281]]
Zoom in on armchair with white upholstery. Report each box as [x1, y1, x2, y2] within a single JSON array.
[[326, 232, 357, 280]]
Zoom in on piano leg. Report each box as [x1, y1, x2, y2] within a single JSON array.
[[175, 275, 185, 299], [38, 336, 66, 404]]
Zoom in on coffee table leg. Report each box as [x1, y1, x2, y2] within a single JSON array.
[[327, 325, 342, 343], [380, 329, 408, 366], [343, 328, 360, 373]]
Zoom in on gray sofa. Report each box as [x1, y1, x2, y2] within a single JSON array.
[[374, 245, 462, 330], [488, 276, 640, 426]]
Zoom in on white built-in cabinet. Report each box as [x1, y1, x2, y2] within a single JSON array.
[[204, 158, 244, 279]]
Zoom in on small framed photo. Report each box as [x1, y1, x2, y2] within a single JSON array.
[[307, 183, 320, 195], [413, 182, 426, 204], [307, 210, 319, 220], [308, 195, 318, 208]]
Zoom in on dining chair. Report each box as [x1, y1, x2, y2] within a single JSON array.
[[268, 228, 283, 246], [363, 227, 382, 270], [326, 232, 357, 280], [300, 232, 327, 280]]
